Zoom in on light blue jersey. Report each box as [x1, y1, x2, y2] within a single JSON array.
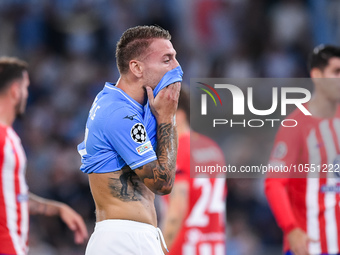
[[78, 66, 183, 174], [78, 84, 157, 173]]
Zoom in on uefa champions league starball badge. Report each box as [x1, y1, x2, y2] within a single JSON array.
[[131, 123, 147, 144]]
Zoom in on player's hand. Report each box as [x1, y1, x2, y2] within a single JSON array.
[[146, 82, 181, 123], [287, 228, 317, 255], [59, 203, 89, 244]]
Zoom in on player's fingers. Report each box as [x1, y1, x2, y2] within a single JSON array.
[[172, 82, 178, 93], [176, 82, 181, 98], [165, 83, 174, 92], [61, 213, 76, 230], [75, 234, 81, 244], [64, 210, 88, 240], [76, 217, 89, 239], [162, 84, 175, 100], [74, 229, 85, 244], [68, 221, 77, 231], [146, 86, 154, 104], [169, 82, 180, 102], [71, 215, 88, 236], [166, 83, 175, 99], [168, 82, 180, 100], [71, 219, 88, 244]]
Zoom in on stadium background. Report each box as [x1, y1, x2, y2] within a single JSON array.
[[0, 0, 339, 254]]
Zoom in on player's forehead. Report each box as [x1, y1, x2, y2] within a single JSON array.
[[143, 38, 176, 59], [326, 57, 340, 69]]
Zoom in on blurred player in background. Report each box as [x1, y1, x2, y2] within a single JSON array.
[[162, 89, 227, 255], [77, 25, 181, 255], [0, 57, 88, 255], [265, 45, 340, 255]]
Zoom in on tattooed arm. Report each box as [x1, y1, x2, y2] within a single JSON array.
[[29, 193, 88, 244], [135, 122, 177, 195], [134, 82, 181, 195]]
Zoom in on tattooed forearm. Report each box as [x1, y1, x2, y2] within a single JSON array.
[[157, 123, 177, 172], [135, 122, 178, 195], [155, 122, 177, 185]]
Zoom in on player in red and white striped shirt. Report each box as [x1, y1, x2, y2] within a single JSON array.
[[162, 89, 227, 255], [0, 57, 88, 255], [0, 124, 29, 254], [265, 45, 340, 255]]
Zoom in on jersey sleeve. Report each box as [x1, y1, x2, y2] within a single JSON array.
[[265, 178, 298, 233], [104, 107, 157, 170], [265, 124, 302, 233]]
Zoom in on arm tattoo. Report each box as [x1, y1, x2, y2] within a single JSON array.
[[157, 123, 177, 173], [136, 122, 178, 194]]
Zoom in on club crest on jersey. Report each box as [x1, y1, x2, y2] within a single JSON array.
[[272, 142, 287, 159], [131, 123, 146, 144], [321, 155, 340, 193], [136, 141, 152, 155], [17, 194, 28, 202]]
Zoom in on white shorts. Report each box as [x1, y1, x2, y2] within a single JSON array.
[[85, 220, 166, 255]]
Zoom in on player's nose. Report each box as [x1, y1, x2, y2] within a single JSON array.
[[172, 58, 180, 69]]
